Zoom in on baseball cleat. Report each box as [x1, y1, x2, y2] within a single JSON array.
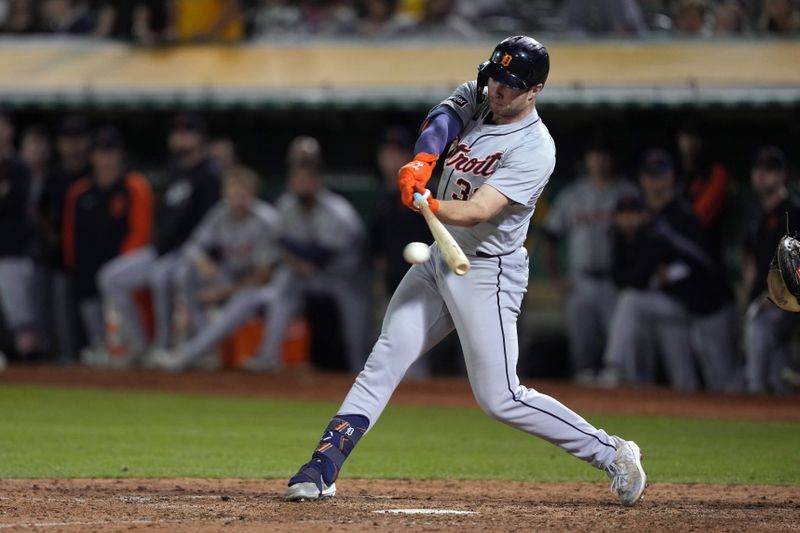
[[284, 480, 336, 501], [782, 366, 800, 388], [145, 347, 185, 372], [285, 461, 336, 501], [241, 356, 281, 373], [606, 436, 647, 506]]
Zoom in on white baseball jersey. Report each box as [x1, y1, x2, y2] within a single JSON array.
[[276, 188, 365, 277], [435, 80, 556, 256], [543, 177, 637, 276], [185, 199, 282, 279]]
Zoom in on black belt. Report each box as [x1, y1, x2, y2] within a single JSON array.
[[475, 250, 518, 258], [582, 269, 610, 280]]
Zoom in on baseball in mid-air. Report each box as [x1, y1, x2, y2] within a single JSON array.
[[403, 242, 430, 264]]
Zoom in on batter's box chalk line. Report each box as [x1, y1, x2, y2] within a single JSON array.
[[373, 509, 478, 515]]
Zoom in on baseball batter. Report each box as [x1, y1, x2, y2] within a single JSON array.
[[285, 36, 647, 506]]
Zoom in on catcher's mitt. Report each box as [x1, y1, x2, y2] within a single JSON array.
[[767, 235, 800, 312]]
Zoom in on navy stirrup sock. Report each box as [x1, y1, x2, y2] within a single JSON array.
[[291, 414, 369, 487]]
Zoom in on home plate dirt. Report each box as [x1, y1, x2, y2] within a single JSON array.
[[0, 479, 798, 532]]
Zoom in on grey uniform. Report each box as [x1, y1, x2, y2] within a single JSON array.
[[543, 177, 636, 375], [173, 200, 283, 365], [249, 189, 369, 371], [339, 81, 619, 471]]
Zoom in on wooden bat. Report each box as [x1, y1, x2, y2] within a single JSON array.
[[414, 192, 470, 276]]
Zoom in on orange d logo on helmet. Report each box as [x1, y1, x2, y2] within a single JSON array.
[[500, 53, 513, 67]]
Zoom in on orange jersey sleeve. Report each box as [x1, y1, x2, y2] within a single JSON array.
[[120, 172, 154, 254], [691, 163, 730, 228]]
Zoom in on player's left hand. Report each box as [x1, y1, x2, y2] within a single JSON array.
[[398, 152, 438, 208], [413, 187, 439, 213]]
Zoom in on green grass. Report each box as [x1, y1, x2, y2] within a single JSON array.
[[0, 384, 798, 484]]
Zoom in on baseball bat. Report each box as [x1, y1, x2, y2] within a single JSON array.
[[414, 192, 470, 276]]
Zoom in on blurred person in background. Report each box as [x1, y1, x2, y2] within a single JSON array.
[[542, 135, 636, 384], [759, 0, 800, 34], [99, 113, 220, 363], [39, 0, 95, 34], [308, 1, 360, 36], [243, 136, 369, 372], [0, 111, 40, 364], [38, 116, 91, 253], [251, 0, 310, 40], [357, 0, 405, 38], [562, 0, 647, 36], [208, 137, 238, 176], [602, 191, 736, 392], [62, 127, 153, 365], [675, 118, 730, 263], [152, 166, 282, 371], [713, 1, 749, 35], [1, 0, 39, 33], [36, 115, 92, 362], [675, 0, 711, 36], [20, 124, 52, 217], [743, 146, 800, 394], [91, 0, 168, 43], [21, 124, 54, 356], [370, 127, 430, 294], [637, 148, 703, 243], [252, 0, 358, 39], [389, 0, 481, 39], [167, 0, 244, 42]]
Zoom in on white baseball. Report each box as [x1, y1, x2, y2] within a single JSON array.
[[403, 242, 431, 264]]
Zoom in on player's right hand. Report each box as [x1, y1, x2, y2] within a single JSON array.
[[398, 152, 438, 208], [413, 188, 440, 213]]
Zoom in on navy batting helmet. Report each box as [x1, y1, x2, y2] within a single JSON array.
[[477, 36, 549, 101]]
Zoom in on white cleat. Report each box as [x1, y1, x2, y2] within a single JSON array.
[[145, 347, 185, 373], [284, 481, 336, 501], [606, 436, 647, 506], [241, 356, 281, 373], [80, 347, 111, 368]]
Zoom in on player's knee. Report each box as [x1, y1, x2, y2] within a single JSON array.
[[615, 289, 644, 312], [473, 390, 513, 422], [148, 267, 169, 289], [96, 264, 115, 294]]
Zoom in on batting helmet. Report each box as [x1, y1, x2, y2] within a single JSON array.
[[477, 36, 550, 101]]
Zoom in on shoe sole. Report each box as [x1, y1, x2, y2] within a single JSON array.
[[623, 440, 647, 506], [284, 481, 336, 501]]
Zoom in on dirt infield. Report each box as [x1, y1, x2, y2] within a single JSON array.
[[1, 479, 799, 532], [1, 365, 799, 531]]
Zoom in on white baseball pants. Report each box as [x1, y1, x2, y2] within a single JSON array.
[[339, 244, 618, 470]]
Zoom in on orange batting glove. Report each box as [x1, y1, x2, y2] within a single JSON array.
[[413, 187, 440, 213], [398, 152, 438, 208]]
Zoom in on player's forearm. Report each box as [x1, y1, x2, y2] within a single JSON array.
[[238, 264, 273, 288], [434, 199, 492, 227]]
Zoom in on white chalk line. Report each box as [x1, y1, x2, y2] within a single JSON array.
[[373, 508, 478, 515]]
